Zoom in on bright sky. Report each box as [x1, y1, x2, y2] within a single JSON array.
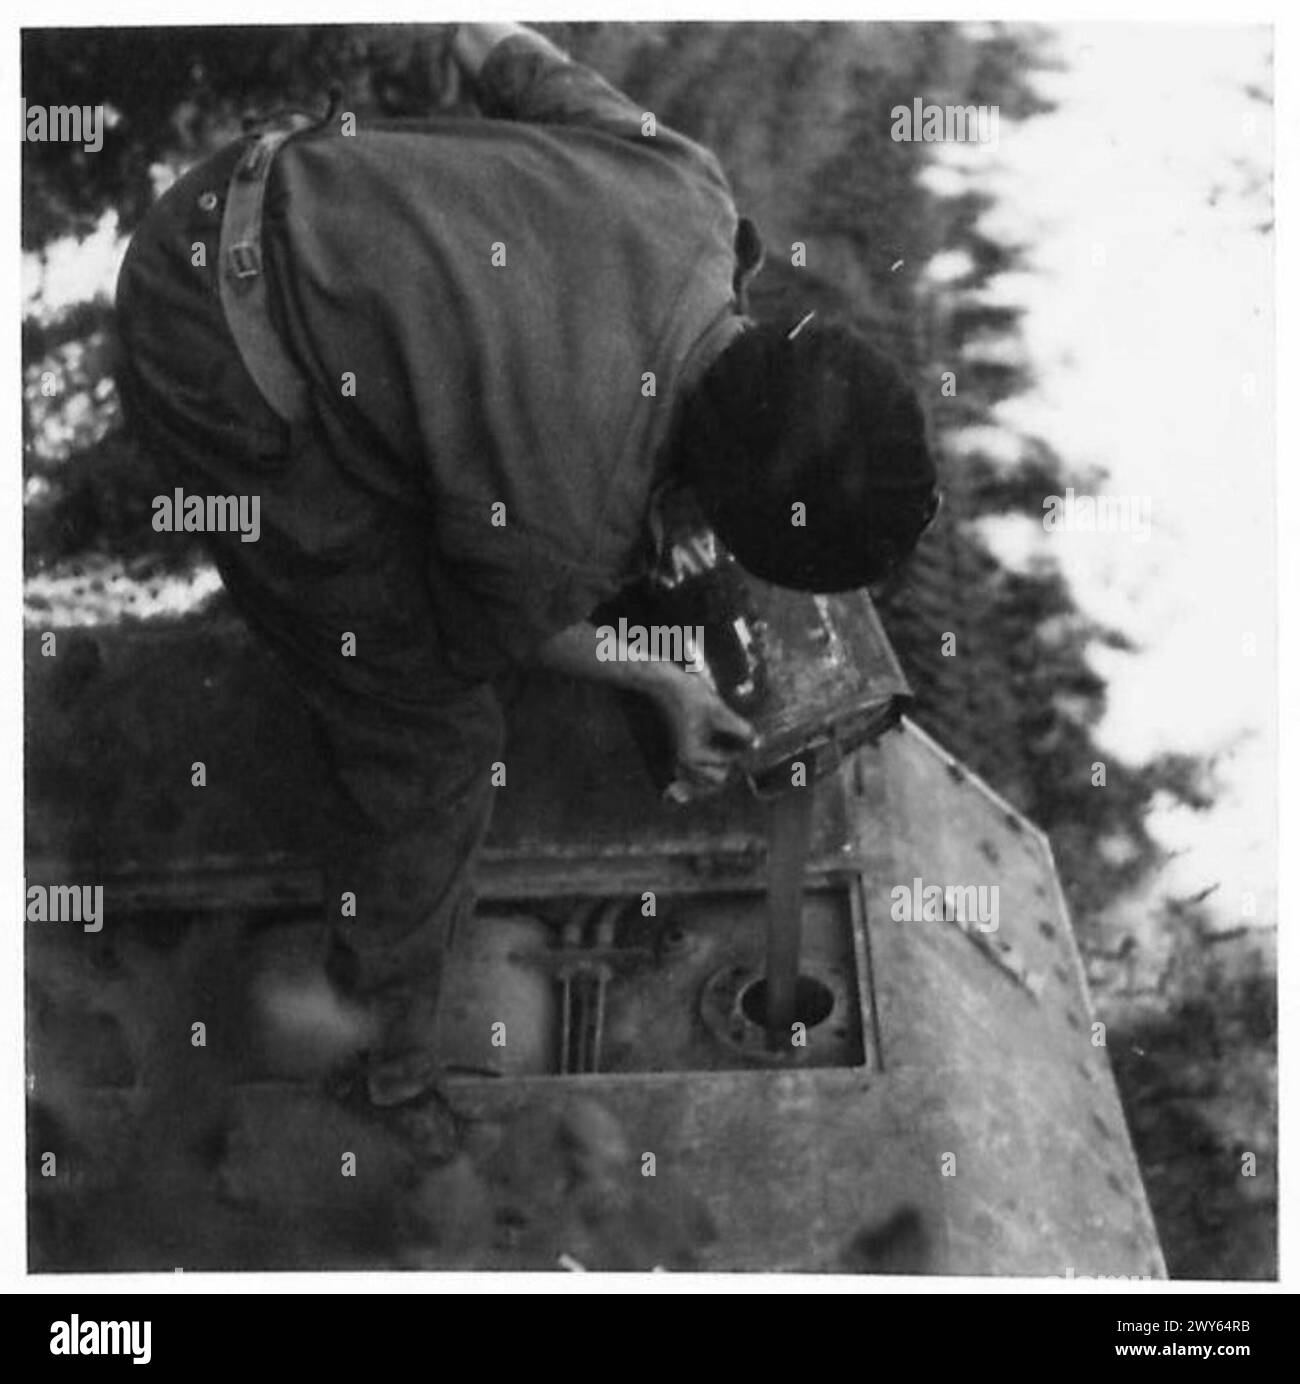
[[957, 25, 1275, 935]]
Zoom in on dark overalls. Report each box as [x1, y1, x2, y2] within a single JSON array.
[[116, 122, 503, 1105]]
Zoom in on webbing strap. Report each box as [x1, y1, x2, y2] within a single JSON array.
[[218, 116, 318, 424]]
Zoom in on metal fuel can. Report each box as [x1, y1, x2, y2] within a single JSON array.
[[597, 492, 914, 799]]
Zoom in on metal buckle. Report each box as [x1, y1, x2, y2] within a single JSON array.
[[229, 242, 261, 279]]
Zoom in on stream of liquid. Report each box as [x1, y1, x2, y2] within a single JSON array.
[[763, 779, 817, 1048]]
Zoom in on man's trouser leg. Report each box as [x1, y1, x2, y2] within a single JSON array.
[[314, 682, 503, 1106], [115, 135, 499, 1107]]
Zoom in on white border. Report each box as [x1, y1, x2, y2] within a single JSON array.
[[5, 1, 1294, 1297]]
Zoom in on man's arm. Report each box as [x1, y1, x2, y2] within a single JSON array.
[[534, 619, 755, 792], [450, 20, 633, 132], [448, 19, 714, 163]]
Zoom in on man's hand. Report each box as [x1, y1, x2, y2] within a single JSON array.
[[656, 670, 755, 794], [533, 620, 755, 796]]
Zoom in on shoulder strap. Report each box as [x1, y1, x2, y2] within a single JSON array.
[[218, 115, 319, 424]]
